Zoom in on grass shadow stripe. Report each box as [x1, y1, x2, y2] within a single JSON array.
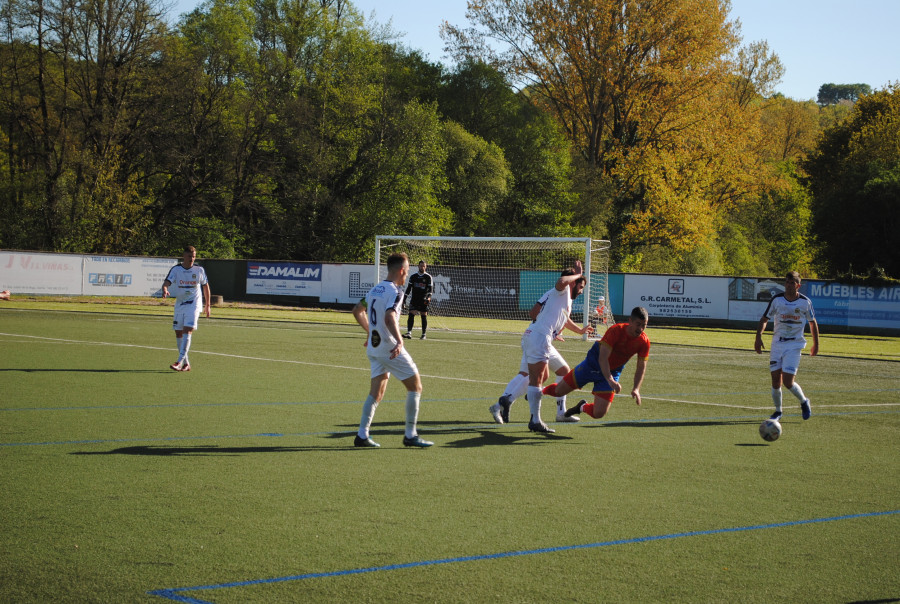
[[147, 510, 900, 602]]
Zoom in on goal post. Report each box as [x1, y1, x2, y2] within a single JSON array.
[[374, 236, 615, 335]]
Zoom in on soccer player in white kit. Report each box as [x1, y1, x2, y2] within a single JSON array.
[[518, 260, 593, 433], [755, 271, 819, 420], [489, 287, 591, 425], [351, 252, 432, 448], [162, 246, 211, 372]]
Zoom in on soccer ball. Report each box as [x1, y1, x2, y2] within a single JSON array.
[[759, 419, 782, 442]]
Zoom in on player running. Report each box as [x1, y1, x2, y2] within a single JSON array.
[[754, 271, 819, 420], [162, 246, 210, 372], [544, 307, 650, 420]]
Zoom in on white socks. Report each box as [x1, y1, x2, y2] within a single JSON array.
[[503, 373, 529, 401], [527, 386, 543, 423], [771, 387, 783, 413], [787, 382, 807, 402], [773, 382, 807, 414], [555, 374, 566, 413], [405, 391, 421, 439], [358, 395, 378, 439], [180, 332, 192, 363], [358, 392, 421, 439]]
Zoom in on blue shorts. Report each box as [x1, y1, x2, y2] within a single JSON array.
[[572, 361, 623, 394]]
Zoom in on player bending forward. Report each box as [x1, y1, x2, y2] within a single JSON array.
[[543, 307, 650, 420]]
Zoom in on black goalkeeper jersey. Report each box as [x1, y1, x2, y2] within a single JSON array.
[[405, 271, 433, 307]]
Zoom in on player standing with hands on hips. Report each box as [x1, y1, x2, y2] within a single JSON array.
[[162, 246, 210, 372], [352, 253, 433, 448], [755, 271, 819, 420], [404, 260, 433, 340]]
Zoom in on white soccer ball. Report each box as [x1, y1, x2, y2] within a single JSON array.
[[759, 419, 782, 442]]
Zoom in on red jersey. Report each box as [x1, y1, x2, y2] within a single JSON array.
[[600, 322, 650, 369]]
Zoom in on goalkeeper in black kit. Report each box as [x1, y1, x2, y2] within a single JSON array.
[[403, 260, 433, 340]]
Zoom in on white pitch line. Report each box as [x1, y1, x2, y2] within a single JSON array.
[[0, 332, 507, 385], [645, 396, 900, 410], [643, 397, 767, 410]]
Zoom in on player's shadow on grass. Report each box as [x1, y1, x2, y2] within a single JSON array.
[[1, 368, 171, 373], [442, 430, 572, 448], [70, 445, 323, 456]]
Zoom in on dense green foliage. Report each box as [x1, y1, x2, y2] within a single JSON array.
[[804, 85, 900, 278], [0, 0, 892, 277]]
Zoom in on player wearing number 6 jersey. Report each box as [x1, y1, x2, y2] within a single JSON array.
[[755, 271, 819, 421], [351, 252, 432, 449]]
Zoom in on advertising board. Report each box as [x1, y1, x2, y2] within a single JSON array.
[[246, 262, 322, 296]]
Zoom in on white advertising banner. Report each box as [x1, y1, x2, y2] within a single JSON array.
[[624, 275, 729, 319], [320, 264, 378, 304], [728, 300, 768, 322], [83, 256, 179, 297], [0, 251, 84, 295], [246, 261, 323, 296]]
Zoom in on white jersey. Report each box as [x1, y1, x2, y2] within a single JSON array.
[[165, 263, 208, 315], [529, 286, 573, 339], [763, 293, 816, 347], [364, 280, 405, 357]]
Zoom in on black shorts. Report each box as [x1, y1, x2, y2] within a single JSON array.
[[409, 299, 429, 312]]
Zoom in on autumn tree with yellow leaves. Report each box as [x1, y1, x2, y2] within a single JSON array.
[[443, 0, 784, 269]]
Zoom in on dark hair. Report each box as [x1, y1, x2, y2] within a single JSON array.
[[387, 252, 409, 272], [786, 271, 801, 283], [630, 306, 649, 322], [184, 245, 196, 254], [560, 267, 586, 285]]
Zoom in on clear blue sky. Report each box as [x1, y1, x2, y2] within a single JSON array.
[[171, 0, 899, 102]]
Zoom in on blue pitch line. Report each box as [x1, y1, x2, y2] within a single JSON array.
[[4, 409, 900, 447], [148, 510, 900, 603]]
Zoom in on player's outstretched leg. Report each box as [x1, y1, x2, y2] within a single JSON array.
[[564, 399, 586, 418]]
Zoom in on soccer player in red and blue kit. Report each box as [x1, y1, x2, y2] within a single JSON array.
[[543, 307, 650, 419]]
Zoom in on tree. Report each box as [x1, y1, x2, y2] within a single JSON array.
[[438, 59, 580, 236], [443, 0, 783, 265], [440, 120, 511, 236], [804, 84, 900, 277], [817, 83, 871, 106]]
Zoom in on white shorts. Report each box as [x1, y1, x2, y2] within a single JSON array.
[[173, 309, 201, 331], [368, 349, 419, 381], [519, 346, 567, 374], [521, 329, 556, 365], [769, 343, 804, 375]]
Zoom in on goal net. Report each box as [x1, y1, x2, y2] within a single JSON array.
[[374, 236, 614, 336]]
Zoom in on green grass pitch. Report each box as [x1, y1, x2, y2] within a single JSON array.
[[1, 304, 898, 603]]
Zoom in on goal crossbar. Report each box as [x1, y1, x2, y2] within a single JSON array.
[[375, 236, 614, 336]]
